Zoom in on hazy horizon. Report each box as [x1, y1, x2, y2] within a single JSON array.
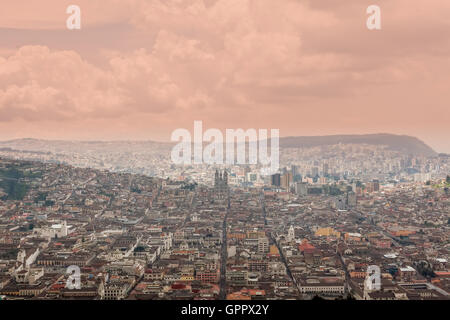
[[0, 132, 444, 155]]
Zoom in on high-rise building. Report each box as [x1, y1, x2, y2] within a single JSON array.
[[312, 167, 319, 177], [281, 172, 292, 190], [372, 180, 380, 192], [271, 173, 281, 187], [291, 165, 298, 177], [292, 165, 302, 182], [322, 163, 329, 176], [258, 237, 269, 253], [347, 191, 357, 207]]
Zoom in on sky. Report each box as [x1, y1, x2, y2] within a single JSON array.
[[0, 0, 449, 153]]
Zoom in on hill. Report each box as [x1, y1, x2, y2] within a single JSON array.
[[279, 134, 436, 156], [0, 134, 437, 157]]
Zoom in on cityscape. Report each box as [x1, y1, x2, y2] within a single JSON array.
[[0, 137, 449, 300], [0, 0, 449, 308]]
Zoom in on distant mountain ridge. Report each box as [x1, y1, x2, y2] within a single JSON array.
[[0, 133, 437, 156], [279, 134, 436, 156]]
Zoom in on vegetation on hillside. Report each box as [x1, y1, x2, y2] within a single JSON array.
[[0, 167, 30, 200]]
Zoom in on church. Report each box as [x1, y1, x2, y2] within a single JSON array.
[[214, 169, 228, 196]]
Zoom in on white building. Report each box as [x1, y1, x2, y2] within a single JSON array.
[[34, 221, 69, 239], [287, 225, 295, 242]]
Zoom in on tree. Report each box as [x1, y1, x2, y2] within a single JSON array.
[[446, 175, 450, 184], [415, 261, 435, 278], [35, 192, 48, 203], [45, 200, 55, 207]]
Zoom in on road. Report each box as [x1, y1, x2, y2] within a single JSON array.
[[218, 191, 230, 300], [368, 217, 402, 247], [63, 174, 96, 204], [260, 192, 302, 298], [337, 249, 351, 297]]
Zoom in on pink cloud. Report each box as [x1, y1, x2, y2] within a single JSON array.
[[0, 0, 448, 152]]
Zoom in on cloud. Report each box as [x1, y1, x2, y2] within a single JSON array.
[[0, 0, 449, 152], [0, 43, 216, 122], [0, 46, 125, 121], [0, 0, 136, 29]]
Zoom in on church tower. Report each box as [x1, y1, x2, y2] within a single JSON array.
[[214, 169, 229, 198], [287, 225, 295, 242], [215, 169, 220, 188], [223, 170, 228, 186]]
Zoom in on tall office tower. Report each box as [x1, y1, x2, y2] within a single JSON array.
[[292, 165, 302, 182], [322, 163, 329, 176], [312, 167, 319, 177], [281, 172, 292, 190], [271, 173, 281, 187], [347, 191, 357, 207], [215, 169, 220, 188], [258, 237, 269, 253], [372, 180, 380, 192], [291, 165, 298, 177]]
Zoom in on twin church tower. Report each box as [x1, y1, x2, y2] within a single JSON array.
[[214, 169, 228, 194]]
